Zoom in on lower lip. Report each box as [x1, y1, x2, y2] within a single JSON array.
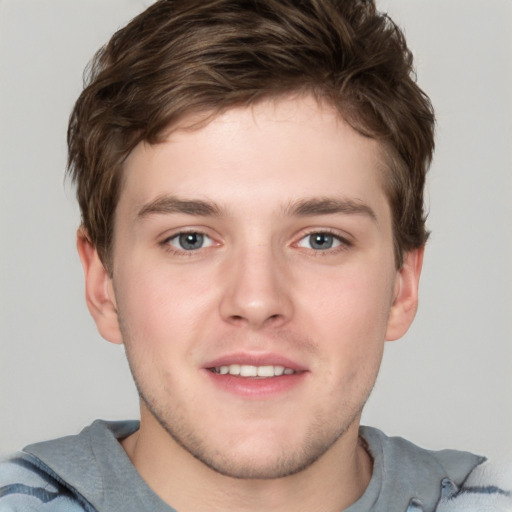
[[203, 370, 307, 398]]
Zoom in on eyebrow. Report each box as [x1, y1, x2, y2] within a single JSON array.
[[137, 196, 223, 218], [137, 195, 377, 222], [284, 197, 377, 221]]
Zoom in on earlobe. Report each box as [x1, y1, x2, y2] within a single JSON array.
[[385, 247, 424, 341], [76, 228, 123, 345]]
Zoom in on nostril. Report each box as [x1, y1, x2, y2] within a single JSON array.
[[227, 312, 283, 327], [263, 314, 284, 326]]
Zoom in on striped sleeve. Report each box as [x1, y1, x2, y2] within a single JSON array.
[[0, 455, 92, 511]]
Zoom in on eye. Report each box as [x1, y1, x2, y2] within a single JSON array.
[[167, 232, 214, 251], [297, 232, 345, 251]]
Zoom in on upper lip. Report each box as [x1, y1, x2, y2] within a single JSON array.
[[204, 352, 307, 371]]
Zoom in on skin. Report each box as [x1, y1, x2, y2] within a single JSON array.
[[78, 95, 423, 512]]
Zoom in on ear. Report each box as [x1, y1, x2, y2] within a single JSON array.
[[385, 247, 424, 341], [76, 228, 123, 344]]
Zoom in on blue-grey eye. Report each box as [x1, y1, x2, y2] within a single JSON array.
[[168, 232, 213, 251], [180, 233, 203, 250], [297, 232, 342, 250]]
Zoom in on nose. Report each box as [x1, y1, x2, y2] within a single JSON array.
[[219, 244, 294, 329]]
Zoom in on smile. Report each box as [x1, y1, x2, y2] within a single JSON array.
[[209, 364, 297, 378]]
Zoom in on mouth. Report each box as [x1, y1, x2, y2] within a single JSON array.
[[203, 354, 307, 396], [208, 364, 299, 378]]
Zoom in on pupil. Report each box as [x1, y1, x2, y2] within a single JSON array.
[[311, 233, 333, 250], [179, 233, 203, 250]]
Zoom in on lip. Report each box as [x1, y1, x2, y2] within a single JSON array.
[[202, 352, 309, 398]]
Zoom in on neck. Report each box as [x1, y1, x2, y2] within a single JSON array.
[[121, 413, 373, 512]]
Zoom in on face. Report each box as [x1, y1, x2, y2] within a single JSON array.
[[83, 95, 421, 479]]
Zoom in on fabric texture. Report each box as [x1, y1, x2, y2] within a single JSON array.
[[0, 420, 505, 511]]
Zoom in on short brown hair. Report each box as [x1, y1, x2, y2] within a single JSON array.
[[67, 0, 435, 270]]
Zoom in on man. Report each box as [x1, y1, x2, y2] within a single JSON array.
[[0, 1, 509, 511]]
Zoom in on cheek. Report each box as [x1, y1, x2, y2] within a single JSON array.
[[305, 266, 394, 336], [114, 261, 220, 350], [301, 265, 393, 377], [114, 266, 208, 395]]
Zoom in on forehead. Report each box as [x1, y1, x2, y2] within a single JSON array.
[[118, 95, 389, 219]]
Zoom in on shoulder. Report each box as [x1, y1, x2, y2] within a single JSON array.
[[0, 420, 140, 512], [361, 425, 485, 485], [360, 426, 512, 511], [429, 458, 512, 512], [0, 453, 90, 511]]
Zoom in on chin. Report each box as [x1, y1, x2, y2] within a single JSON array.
[[144, 396, 361, 480], [178, 436, 340, 480]]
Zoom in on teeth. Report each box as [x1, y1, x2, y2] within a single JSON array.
[[240, 365, 257, 377], [212, 364, 296, 378], [273, 366, 285, 376], [257, 365, 276, 377]]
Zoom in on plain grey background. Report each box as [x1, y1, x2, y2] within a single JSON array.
[[1, 0, 511, 460]]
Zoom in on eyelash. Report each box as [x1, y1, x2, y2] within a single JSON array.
[[160, 228, 352, 256], [294, 229, 352, 254], [160, 230, 216, 255]]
